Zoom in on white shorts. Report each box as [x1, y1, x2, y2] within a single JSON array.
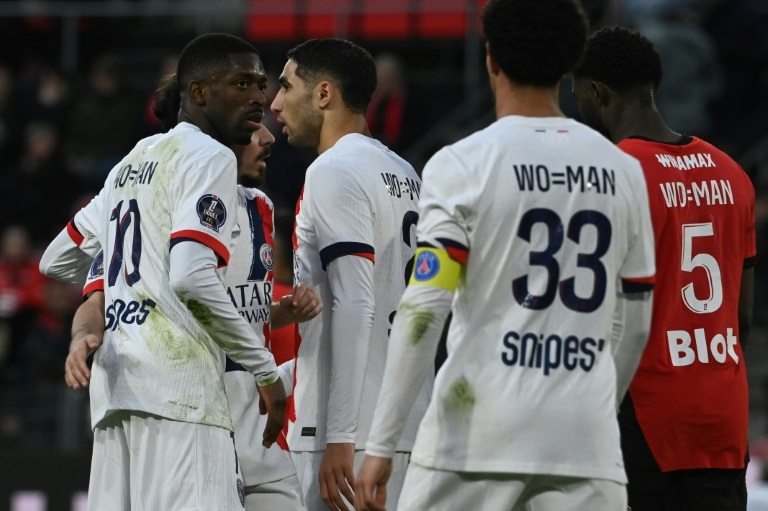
[[397, 462, 627, 511], [245, 473, 305, 511], [87, 411, 244, 511], [292, 450, 411, 511]]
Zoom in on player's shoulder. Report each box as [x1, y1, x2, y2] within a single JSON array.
[[156, 122, 236, 166]]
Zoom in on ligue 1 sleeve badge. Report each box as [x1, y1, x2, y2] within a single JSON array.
[[196, 194, 227, 232], [89, 251, 105, 278], [414, 251, 440, 281]]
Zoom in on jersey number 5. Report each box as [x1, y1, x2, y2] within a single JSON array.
[[108, 199, 142, 287], [681, 222, 722, 313]]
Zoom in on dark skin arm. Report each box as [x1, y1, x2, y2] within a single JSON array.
[[738, 267, 754, 350]]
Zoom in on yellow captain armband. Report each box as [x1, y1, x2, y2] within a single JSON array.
[[408, 247, 462, 292]]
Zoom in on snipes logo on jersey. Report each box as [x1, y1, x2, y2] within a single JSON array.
[[260, 243, 274, 271], [197, 194, 227, 232], [414, 251, 440, 281]]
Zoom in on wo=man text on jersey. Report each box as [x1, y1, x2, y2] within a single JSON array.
[[514, 165, 616, 196], [113, 161, 158, 189]]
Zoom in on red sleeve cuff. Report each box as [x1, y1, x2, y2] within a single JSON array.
[[83, 278, 104, 299], [170, 229, 231, 268], [67, 220, 85, 246]]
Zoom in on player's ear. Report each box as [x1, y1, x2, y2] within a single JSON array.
[[189, 80, 207, 106], [590, 81, 611, 108], [317, 81, 331, 110], [485, 43, 501, 77]]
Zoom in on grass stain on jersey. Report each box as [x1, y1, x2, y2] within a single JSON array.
[[399, 303, 435, 346], [445, 377, 475, 414]]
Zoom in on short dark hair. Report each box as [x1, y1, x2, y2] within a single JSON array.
[[287, 39, 376, 113], [574, 26, 663, 91], [177, 33, 259, 88], [482, 0, 588, 87], [153, 73, 180, 132]]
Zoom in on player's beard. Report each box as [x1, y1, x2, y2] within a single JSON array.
[[289, 95, 322, 148], [239, 172, 265, 188]]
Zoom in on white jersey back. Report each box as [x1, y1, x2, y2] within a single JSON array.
[[291, 134, 432, 451], [223, 186, 296, 485], [88, 122, 243, 431], [411, 117, 655, 482]]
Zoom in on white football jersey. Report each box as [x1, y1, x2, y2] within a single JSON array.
[[290, 134, 432, 451], [223, 186, 297, 486], [409, 117, 655, 482], [75, 122, 276, 431], [81, 186, 296, 487]]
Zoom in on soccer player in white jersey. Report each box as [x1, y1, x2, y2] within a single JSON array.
[[59, 76, 317, 510], [38, 33, 286, 510], [65, 128, 319, 511], [270, 39, 432, 511], [355, 1, 656, 510]]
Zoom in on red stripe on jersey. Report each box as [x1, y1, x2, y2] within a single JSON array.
[[170, 229, 230, 267], [445, 246, 469, 265], [67, 221, 85, 246], [255, 195, 275, 351], [349, 252, 375, 263], [83, 278, 104, 299]]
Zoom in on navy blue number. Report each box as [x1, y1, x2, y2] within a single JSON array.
[[513, 208, 611, 312], [560, 211, 611, 312], [513, 208, 562, 310], [108, 199, 142, 287], [401, 210, 419, 285]]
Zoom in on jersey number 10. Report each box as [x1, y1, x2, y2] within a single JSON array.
[[108, 199, 142, 287]]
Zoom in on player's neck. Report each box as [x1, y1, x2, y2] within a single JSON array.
[[178, 109, 224, 145], [610, 101, 680, 144], [494, 80, 564, 119], [316, 112, 370, 154]]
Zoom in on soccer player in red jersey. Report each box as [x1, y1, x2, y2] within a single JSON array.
[[573, 27, 756, 511]]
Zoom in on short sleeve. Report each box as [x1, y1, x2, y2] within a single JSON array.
[[83, 251, 105, 299], [307, 161, 375, 271], [415, 147, 474, 264], [169, 152, 238, 267], [619, 161, 656, 293], [71, 188, 106, 258]]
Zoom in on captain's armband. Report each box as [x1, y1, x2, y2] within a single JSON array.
[[408, 248, 462, 292]]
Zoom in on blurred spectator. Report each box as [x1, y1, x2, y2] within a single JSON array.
[[366, 53, 423, 152], [749, 460, 768, 510], [65, 54, 141, 186], [1, 121, 86, 242], [21, 280, 79, 385], [19, 67, 73, 133], [633, 10, 722, 139], [0, 65, 22, 163], [0, 226, 48, 379]]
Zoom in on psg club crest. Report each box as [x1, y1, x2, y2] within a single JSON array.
[[236, 478, 245, 507], [260, 243, 274, 271], [414, 251, 440, 281], [196, 194, 227, 232], [89, 251, 105, 278]]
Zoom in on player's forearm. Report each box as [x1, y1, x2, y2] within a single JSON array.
[[366, 284, 452, 458], [40, 228, 95, 284], [326, 256, 375, 444], [612, 291, 653, 407], [72, 291, 106, 342], [169, 242, 278, 385]]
